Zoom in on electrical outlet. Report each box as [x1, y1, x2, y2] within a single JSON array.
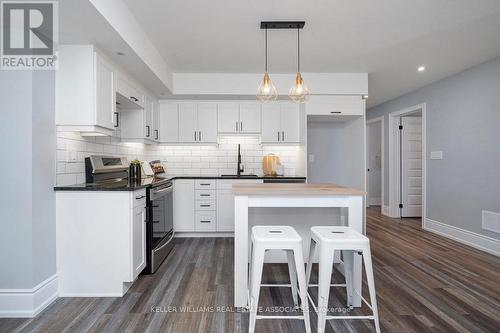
[[308, 154, 315, 163], [68, 151, 78, 163], [430, 151, 443, 160]]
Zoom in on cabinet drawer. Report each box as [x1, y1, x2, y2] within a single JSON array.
[[195, 189, 216, 200], [196, 200, 216, 211], [195, 211, 216, 232], [133, 189, 147, 208], [195, 179, 216, 190]]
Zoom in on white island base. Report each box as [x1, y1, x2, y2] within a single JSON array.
[[233, 183, 365, 308]]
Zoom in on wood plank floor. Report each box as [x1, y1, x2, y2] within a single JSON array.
[[2, 207, 500, 332]]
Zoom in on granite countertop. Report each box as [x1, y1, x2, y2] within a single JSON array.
[[54, 175, 307, 191]]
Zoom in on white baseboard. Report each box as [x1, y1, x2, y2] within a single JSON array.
[[0, 274, 58, 318], [368, 197, 381, 206], [382, 205, 390, 216], [424, 218, 500, 257], [175, 232, 234, 238]]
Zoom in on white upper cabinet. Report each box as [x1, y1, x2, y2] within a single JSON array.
[[178, 103, 217, 143], [218, 103, 239, 133], [239, 103, 261, 133], [261, 102, 301, 143], [56, 45, 116, 136], [197, 103, 218, 143], [305, 95, 364, 116], [178, 103, 198, 143], [217, 102, 261, 134], [152, 99, 160, 141], [116, 74, 144, 109], [159, 103, 179, 143], [120, 93, 157, 143]]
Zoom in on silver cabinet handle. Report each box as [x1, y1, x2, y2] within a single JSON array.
[[277, 131, 280, 141], [200, 183, 211, 186], [194, 131, 197, 141], [236, 121, 238, 132], [200, 204, 211, 207], [330, 111, 342, 114], [135, 195, 145, 200], [155, 129, 159, 140], [200, 220, 211, 223], [282, 131, 285, 141], [114, 112, 119, 127], [199, 131, 202, 141], [146, 125, 150, 137], [240, 121, 243, 132], [200, 194, 211, 197]]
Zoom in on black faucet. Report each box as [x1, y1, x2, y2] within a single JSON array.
[[237, 144, 244, 176]]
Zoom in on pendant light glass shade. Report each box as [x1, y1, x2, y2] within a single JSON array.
[[257, 72, 278, 101], [289, 72, 310, 103], [257, 27, 278, 102], [289, 28, 309, 103]]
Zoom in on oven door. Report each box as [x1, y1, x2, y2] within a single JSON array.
[[149, 183, 174, 273]]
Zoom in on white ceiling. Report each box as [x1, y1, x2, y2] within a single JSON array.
[[122, 0, 500, 107]]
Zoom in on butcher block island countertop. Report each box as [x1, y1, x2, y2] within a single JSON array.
[[232, 183, 366, 196]]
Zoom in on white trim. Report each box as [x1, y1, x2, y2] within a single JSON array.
[[0, 275, 58, 318], [366, 116, 384, 211], [388, 103, 427, 221], [174, 232, 234, 238], [424, 218, 500, 257], [382, 205, 390, 216]]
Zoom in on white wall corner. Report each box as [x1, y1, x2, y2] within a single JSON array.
[[0, 275, 58, 318], [424, 218, 500, 257]]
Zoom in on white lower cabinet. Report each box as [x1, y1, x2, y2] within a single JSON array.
[[56, 189, 147, 296], [195, 211, 217, 232], [132, 202, 147, 279], [173, 179, 195, 231]]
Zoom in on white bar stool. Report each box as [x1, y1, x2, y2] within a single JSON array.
[[305, 226, 380, 333], [249, 226, 311, 333]]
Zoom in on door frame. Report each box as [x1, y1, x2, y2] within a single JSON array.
[[388, 103, 426, 221], [366, 116, 384, 209]]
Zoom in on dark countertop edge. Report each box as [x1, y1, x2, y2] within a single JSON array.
[[54, 176, 307, 191]]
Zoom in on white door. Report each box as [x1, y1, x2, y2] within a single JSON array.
[[261, 103, 281, 142], [280, 102, 300, 143], [239, 103, 261, 133], [173, 180, 195, 232], [197, 103, 218, 143], [132, 205, 146, 279], [218, 103, 239, 133], [178, 103, 198, 143], [367, 121, 382, 206], [159, 103, 179, 143], [94, 53, 116, 130], [401, 117, 423, 217]]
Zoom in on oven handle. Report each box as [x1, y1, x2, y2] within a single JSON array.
[[154, 232, 174, 252], [152, 186, 173, 195]]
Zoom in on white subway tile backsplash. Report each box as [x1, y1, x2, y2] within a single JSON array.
[[55, 134, 302, 185]]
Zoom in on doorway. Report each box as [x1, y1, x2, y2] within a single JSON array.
[[388, 104, 426, 222], [366, 117, 384, 211]]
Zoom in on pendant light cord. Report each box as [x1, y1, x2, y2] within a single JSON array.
[[265, 27, 268, 73], [297, 27, 300, 72]]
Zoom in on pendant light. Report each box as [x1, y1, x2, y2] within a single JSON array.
[[256, 26, 278, 101], [289, 28, 310, 103]]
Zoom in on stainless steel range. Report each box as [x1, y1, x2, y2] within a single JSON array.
[[146, 178, 174, 273]]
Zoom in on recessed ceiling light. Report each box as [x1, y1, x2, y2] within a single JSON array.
[[417, 66, 426, 72], [116, 52, 125, 56]]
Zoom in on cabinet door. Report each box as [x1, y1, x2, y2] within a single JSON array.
[[280, 102, 300, 143], [239, 103, 261, 133], [218, 103, 239, 133], [197, 103, 218, 143], [132, 205, 146, 279], [159, 103, 179, 143], [216, 189, 234, 232], [261, 103, 281, 143], [94, 53, 116, 130], [152, 99, 160, 141], [173, 180, 195, 232], [143, 95, 154, 140], [178, 103, 198, 143]]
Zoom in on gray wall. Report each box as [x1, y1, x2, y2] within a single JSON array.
[[367, 56, 500, 239], [0, 71, 56, 289]]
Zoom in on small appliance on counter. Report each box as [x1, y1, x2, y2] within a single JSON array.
[[262, 153, 282, 176], [85, 155, 129, 183]]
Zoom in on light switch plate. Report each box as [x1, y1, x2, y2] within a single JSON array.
[[430, 151, 443, 160]]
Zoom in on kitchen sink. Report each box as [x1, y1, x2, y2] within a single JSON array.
[[220, 174, 259, 178]]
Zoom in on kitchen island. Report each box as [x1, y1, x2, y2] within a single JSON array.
[[233, 183, 366, 308]]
